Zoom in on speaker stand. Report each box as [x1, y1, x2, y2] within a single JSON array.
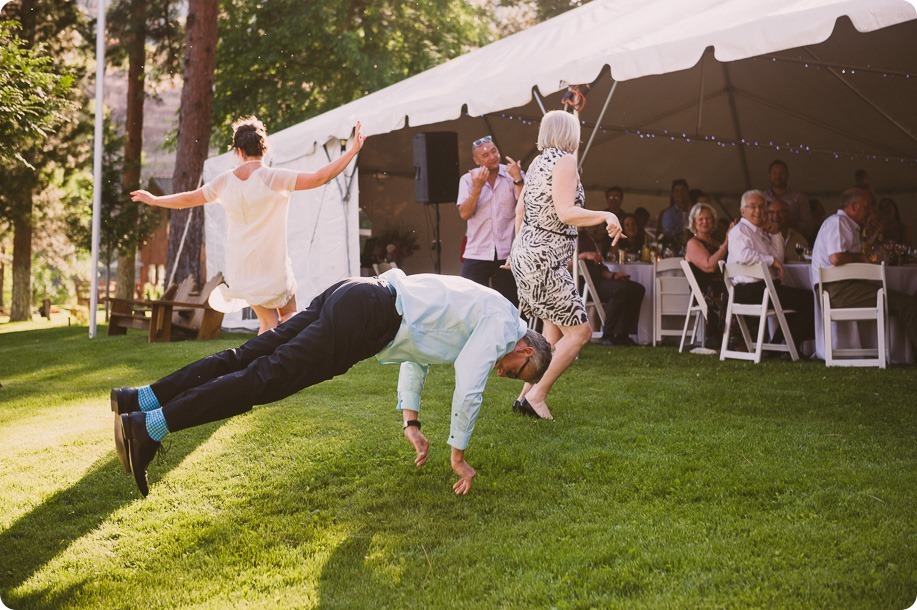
[[432, 203, 442, 274]]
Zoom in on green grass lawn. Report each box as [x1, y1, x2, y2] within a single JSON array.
[[0, 319, 914, 609]]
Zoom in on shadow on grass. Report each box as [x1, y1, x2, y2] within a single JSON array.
[[0, 428, 221, 607], [315, 526, 376, 609]]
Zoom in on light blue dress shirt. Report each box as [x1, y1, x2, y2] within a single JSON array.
[[375, 269, 527, 450]]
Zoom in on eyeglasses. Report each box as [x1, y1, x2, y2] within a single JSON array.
[[506, 355, 532, 380], [472, 135, 493, 148]]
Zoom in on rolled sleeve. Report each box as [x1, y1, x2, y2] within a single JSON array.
[[447, 317, 515, 450], [396, 361, 428, 412], [456, 173, 473, 207]]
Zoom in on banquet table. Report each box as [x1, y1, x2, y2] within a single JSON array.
[[600, 262, 657, 345], [781, 263, 915, 364]]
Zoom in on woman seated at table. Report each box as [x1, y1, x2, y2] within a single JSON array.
[[684, 202, 730, 349], [608, 213, 644, 261]]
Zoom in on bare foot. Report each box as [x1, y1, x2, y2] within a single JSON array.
[[524, 397, 553, 420]]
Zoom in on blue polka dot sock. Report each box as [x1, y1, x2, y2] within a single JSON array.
[[137, 386, 161, 412], [145, 408, 170, 442]]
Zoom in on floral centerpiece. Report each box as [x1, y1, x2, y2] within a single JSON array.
[[369, 225, 420, 267]]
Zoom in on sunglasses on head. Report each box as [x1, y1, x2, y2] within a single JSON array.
[[472, 135, 493, 148]]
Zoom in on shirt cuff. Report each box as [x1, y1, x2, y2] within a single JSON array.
[[448, 428, 472, 451], [397, 391, 421, 413]]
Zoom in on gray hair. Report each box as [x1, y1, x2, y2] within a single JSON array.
[[740, 189, 767, 210], [688, 202, 717, 235], [523, 329, 553, 383], [839, 187, 873, 210], [537, 110, 580, 153]]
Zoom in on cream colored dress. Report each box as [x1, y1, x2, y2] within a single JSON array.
[[202, 166, 299, 311]]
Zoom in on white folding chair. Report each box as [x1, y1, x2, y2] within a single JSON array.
[[653, 257, 689, 346], [372, 261, 398, 275], [679, 260, 708, 352], [719, 261, 799, 363], [817, 262, 889, 368], [578, 260, 606, 339]]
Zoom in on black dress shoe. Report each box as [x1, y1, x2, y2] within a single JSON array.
[[110, 387, 140, 414], [612, 335, 638, 347], [114, 413, 130, 473], [121, 412, 161, 497], [515, 397, 547, 420]]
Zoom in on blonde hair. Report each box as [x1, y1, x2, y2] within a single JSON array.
[[688, 202, 717, 235], [537, 110, 580, 153]]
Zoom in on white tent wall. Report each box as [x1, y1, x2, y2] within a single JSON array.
[[203, 0, 917, 299], [203, 140, 360, 330]]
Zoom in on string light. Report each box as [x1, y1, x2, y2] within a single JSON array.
[[491, 112, 917, 166]]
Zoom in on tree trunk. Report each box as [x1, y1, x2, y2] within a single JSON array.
[[0, 242, 5, 311], [116, 0, 148, 299], [10, 206, 33, 321], [166, 0, 217, 287]]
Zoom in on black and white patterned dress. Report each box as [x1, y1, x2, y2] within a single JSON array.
[[509, 147, 589, 327]]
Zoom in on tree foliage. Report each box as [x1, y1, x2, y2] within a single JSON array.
[[212, 0, 492, 139], [0, 1, 90, 320], [0, 21, 77, 168], [103, 0, 184, 83]]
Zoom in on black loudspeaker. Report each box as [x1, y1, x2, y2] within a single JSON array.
[[413, 132, 459, 203]]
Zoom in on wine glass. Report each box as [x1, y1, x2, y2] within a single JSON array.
[[794, 243, 804, 258]]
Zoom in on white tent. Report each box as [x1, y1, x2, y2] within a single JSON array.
[[204, 0, 917, 329]]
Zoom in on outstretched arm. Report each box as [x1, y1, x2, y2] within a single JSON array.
[[401, 409, 430, 468], [451, 447, 476, 495], [293, 122, 366, 190], [551, 155, 623, 244], [131, 188, 207, 209]]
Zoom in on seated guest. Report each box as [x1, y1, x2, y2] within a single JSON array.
[[764, 158, 815, 243], [727, 190, 814, 354], [577, 229, 645, 346], [812, 188, 917, 352], [609, 213, 643, 260], [596, 186, 627, 256], [809, 198, 826, 234], [767, 198, 809, 262], [865, 197, 909, 247], [685, 203, 729, 349], [658, 178, 692, 254], [634, 206, 652, 247]]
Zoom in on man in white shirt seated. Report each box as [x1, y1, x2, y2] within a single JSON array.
[[111, 270, 553, 498], [727, 190, 815, 354], [811, 187, 917, 352]]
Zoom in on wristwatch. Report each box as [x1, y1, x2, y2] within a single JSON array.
[[403, 419, 421, 430], [514, 178, 524, 186]]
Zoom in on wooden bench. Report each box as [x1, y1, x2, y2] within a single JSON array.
[[108, 273, 225, 342]]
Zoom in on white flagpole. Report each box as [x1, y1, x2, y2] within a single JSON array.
[[89, 0, 106, 338]]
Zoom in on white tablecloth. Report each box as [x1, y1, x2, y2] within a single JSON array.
[[783, 263, 916, 364]]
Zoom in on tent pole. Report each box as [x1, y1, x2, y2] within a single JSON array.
[[533, 88, 547, 115], [323, 139, 358, 273], [166, 175, 203, 287], [578, 80, 618, 171], [804, 47, 916, 143], [695, 53, 707, 136], [89, 0, 106, 338], [723, 64, 753, 191]]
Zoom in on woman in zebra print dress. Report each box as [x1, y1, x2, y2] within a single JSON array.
[[508, 111, 624, 419]]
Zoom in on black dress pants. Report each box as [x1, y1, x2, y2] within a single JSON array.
[[461, 258, 518, 307], [596, 277, 645, 338], [151, 278, 402, 433]]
